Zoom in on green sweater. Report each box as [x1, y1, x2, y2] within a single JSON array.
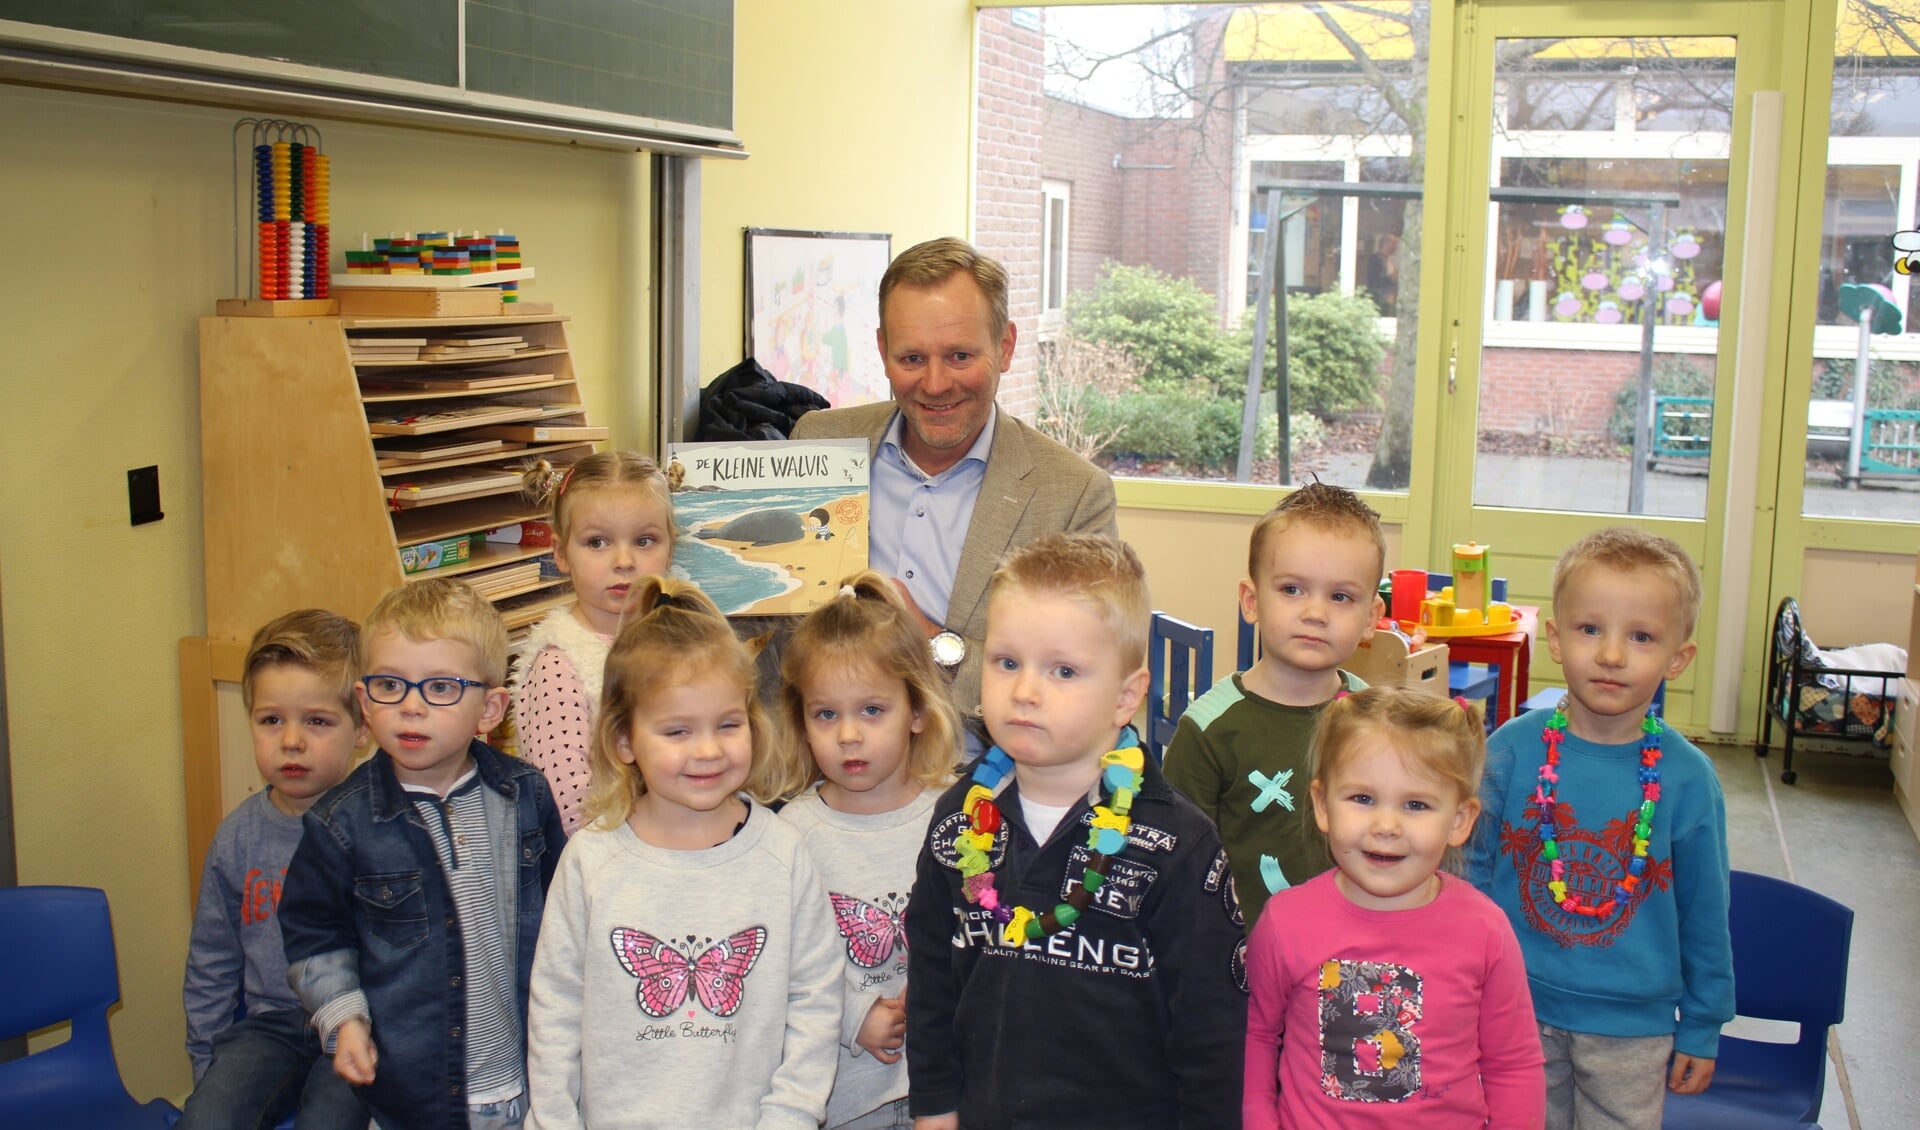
[[1161, 670, 1364, 929]]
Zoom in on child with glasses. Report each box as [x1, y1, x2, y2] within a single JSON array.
[[281, 578, 566, 1130]]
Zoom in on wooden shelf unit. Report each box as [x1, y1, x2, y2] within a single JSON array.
[[198, 312, 602, 639]]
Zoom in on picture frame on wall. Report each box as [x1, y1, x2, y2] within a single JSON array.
[[745, 228, 891, 410]]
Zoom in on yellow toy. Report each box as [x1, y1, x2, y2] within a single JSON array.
[[1414, 541, 1520, 638]]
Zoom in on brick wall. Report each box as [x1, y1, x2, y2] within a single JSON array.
[[1042, 97, 1127, 313], [1480, 347, 1668, 437], [975, 7, 1044, 421]]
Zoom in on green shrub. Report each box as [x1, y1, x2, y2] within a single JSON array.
[[1089, 386, 1326, 469], [1226, 290, 1387, 414], [1813, 355, 1920, 410], [1065, 262, 1230, 388], [1607, 355, 1713, 446]]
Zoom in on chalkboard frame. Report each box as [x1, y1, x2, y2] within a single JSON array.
[[0, 8, 741, 151]]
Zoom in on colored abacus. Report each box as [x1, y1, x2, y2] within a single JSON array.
[[251, 132, 330, 300]]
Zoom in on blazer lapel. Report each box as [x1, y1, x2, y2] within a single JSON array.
[[946, 416, 1036, 632]]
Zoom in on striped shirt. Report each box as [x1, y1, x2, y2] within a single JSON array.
[[404, 769, 523, 1104]]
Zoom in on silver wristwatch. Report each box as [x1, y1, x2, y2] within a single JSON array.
[[930, 630, 966, 669]]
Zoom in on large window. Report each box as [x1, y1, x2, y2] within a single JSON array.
[[980, 2, 1431, 490], [1801, 0, 1920, 519]]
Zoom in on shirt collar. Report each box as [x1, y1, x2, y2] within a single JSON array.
[[400, 763, 480, 800], [881, 405, 997, 478]]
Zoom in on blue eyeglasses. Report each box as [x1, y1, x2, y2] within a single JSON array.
[[360, 674, 489, 707]]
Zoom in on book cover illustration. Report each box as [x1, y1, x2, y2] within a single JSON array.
[[666, 438, 869, 616]]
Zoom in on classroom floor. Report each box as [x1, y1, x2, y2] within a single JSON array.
[[1709, 738, 1918, 1129]]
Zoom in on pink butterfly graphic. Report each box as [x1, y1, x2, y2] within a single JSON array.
[[829, 892, 907, 969], [610, 926, 766, 1018]]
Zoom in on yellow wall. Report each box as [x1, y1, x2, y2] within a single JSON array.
[[0, 86, 634, 1101], [0, 0, 976, 1104], [1121, 507, 1405, 664], [699, 0, 977, 383]]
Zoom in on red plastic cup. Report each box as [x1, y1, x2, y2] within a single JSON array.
[[1390, 569, 1428, 622]]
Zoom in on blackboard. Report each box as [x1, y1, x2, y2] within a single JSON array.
[[0, 0, 734, 137], [467, 1, 732, 132], [0, 1, 459, 87]]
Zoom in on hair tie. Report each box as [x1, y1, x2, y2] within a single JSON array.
[[557, 462, 580, 496], [839, 584, 857, 598], [654, 590, 675, 610], [1453, 695, 1474, 713]]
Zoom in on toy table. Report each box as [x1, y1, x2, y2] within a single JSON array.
[[1441, 605, 1538, 727]]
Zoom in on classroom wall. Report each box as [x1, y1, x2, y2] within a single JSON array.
[[0, 0, 977, 1102], [0, 84, 641, 1101], [698, 0, 976, 385]]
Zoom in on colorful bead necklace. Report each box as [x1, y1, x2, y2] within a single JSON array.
[[953, 742, 1146, 946], [1534, 699, 1662, 919]]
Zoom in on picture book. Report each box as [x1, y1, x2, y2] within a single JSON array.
[[666, 438, 869, 616]]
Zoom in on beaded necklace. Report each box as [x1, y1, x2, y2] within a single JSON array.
[[953, 742, 1146, 946], [1534, 699, 1663, 919]]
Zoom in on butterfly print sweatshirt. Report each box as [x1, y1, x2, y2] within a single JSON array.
[[777, 785, 938, 1127], [525, 799, 844, 1129]]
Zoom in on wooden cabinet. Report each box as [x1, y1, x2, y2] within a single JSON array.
[[197, 312, 604, 640]]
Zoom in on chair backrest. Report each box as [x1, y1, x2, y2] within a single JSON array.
[[0, 886, 121, 1039], [1147, 611, 1214, 763], [1727, 869, 1854, 1113], [0, 886, 139, 1114]]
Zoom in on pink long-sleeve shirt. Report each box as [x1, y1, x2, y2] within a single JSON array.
[[1245, 871, 1544, 1130]]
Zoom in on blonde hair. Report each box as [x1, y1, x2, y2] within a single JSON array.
[[769, 572, 961, 800], [360, 579, 508, 686], [1248, 482, 1387, 584], [243, 608, 362, 720], [879, 236, 1011, 350], [522, 451, 675, 550], [988, 534, 1151, 669], [583, 578, 778, 827], [1312, 686, 1486, 808], [1552, 526, 1704, 637]]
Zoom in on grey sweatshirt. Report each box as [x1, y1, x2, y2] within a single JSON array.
[[776, 786, 935, 1127], [182, 790, 308, 1079], [526, 799, 844, 1129]]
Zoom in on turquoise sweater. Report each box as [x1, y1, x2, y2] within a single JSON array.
[[1465, 707, 1734, 1058]]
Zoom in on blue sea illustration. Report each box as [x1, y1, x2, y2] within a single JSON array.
[[670, 485, 857, 614]]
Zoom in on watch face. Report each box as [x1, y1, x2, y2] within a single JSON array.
[[932, 632, 965, 667]]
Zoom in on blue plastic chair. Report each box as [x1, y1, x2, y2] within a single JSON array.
[[1661, 870, 1855, 1129], [1449, 662, 1499, 729], [1147, 611, 1214, 764], [0, 886, 180, 1129]]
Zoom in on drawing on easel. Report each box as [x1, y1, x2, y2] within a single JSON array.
[[746, 228, 890, 408], [666, 438, 869, 616]]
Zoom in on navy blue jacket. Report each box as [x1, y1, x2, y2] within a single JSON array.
[[280, 741, 563, 1129]]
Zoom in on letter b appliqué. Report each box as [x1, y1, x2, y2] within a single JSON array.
[[1317, 958, 1423, 1103]]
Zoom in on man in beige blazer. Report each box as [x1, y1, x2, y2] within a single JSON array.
[[792, 237, 1116, 746]]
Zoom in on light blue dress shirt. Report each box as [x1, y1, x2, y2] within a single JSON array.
[[868, 407, 996, 625]]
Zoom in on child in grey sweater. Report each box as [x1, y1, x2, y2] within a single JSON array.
[[180, 610, 367, 1130], [772, 574, 962, 1129], [525, 580, 843, 1130]]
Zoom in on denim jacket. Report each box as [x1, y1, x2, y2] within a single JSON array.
[[281, 740, 563, 1129]]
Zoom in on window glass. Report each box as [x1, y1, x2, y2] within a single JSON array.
[[979, 2, 1429, 489], [1472, 37, 1733, 517], [1803, 0, 1920, 517]]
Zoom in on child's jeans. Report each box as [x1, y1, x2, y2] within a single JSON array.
[[1540, 1023, 1674, 1130], [468, 1091, 527, 1130], [179, 1007, 366, 1130], [832, 1098, 912, 1130]]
